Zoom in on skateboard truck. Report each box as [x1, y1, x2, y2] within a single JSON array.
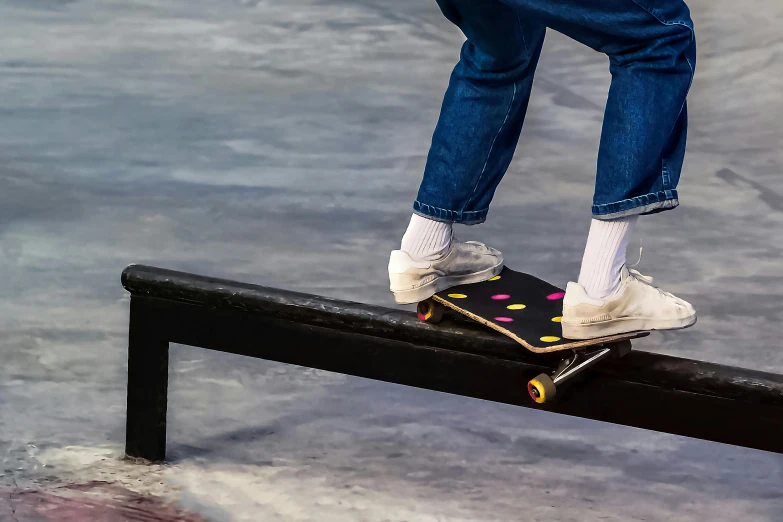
[[528, 340, 632, 404]]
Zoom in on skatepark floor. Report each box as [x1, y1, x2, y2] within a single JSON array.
[[1, 0, 782, 520]]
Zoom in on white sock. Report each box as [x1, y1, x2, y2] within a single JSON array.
[[400, 213, 453, 262], [578, 216, 638, 299]]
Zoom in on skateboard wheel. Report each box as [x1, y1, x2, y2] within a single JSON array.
[[417, 299, 444, 323], [528, 374, 556, 404]]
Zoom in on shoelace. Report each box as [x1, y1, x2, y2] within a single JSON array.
[[628, 244, 653, 283], [627, 244, 677, 299], [460, 239, 490, 252]]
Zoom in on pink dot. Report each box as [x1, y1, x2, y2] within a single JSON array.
[[495, 317, 513, 323], [491, 294, 511, 300], [547, 292, 565, 300]]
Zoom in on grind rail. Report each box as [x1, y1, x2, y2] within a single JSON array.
[[122, 264, 783, 461]]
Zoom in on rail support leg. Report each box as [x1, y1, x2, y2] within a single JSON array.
[[125, 298, 169, 462]]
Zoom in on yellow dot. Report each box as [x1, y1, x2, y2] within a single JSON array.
[[540, 336, 561, 343], [507, 304, 526, 310], [489, 275, 501, 281], [448, 293, 467, 299], [551, 316, 562, 323]]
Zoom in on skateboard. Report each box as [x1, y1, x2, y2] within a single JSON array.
[[416, 267, 647, 404]]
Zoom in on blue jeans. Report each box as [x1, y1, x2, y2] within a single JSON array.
[[414, 0, 696, 223]]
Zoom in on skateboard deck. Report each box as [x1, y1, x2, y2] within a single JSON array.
[[422, 267, 647, 354]]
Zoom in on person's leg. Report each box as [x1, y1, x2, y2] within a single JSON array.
[[506, 0, 694, 294], [390, 0, 546, 305], [494, 0, 697, 336], [501, 0, 695, 219], [412, 0, 547, 227]]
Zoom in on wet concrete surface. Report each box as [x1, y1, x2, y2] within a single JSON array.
[[1, 0, 782, 520]]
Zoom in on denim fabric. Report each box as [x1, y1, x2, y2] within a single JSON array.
[[414, 0, 696, 223]]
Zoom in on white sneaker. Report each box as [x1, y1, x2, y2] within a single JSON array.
[[561, 266, 696, 340], [389, 239, 504, 305]]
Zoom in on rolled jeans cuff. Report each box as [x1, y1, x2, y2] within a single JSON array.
[[592, 189, 679, 220], [412, 201, 488, 225]]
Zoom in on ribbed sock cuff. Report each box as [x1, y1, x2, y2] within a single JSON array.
[[400, 213, 453, 262], [577, 216, 638, 299]]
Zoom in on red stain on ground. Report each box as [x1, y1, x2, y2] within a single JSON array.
[[4, 481, 210, 522]]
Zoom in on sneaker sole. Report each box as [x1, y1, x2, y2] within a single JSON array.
[[561, 314, 697, 340], [392, 260, 504, 305]]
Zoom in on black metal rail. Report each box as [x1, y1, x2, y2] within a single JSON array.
[[122, 264, 783, 462]]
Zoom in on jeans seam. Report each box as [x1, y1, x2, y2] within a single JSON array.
[[461, 81, 517, 214], [661, 161, 671, 190], [515, 12, 530, 56]]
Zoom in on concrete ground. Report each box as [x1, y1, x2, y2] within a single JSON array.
[[1, 0, 782, 520]]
